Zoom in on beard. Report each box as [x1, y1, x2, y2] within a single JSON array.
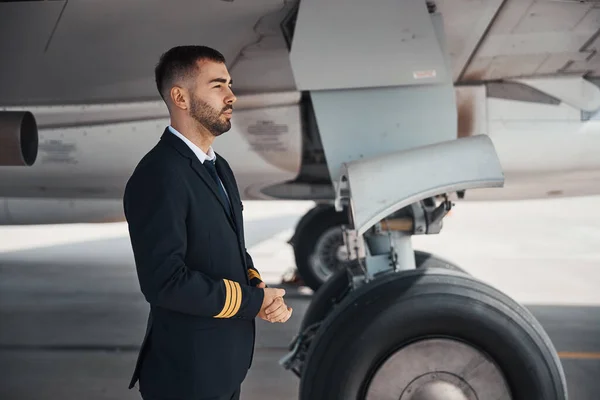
[[189, 95, 232, 137]]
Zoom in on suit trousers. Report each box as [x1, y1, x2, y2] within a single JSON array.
[[141, 386, 240, 400]]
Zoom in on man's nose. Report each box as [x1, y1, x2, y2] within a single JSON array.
[[225, 89, 237, 105]]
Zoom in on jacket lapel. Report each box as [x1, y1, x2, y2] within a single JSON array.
[[215, 158, 242, 232], [160, 130, 237, 231], [215, 158, 248, 267], [189, 159, 237, 228]]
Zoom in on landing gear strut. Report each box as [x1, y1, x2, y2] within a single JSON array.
[[289, 198, 456, 292]]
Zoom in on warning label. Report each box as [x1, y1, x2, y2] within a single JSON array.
[[246, 120, 289, 153], [413, 70, 437, 79]]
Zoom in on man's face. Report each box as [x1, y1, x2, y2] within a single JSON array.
[[188, 60, 236, 137]]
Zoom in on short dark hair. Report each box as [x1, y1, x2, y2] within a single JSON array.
[[154, 45, 226, 102]]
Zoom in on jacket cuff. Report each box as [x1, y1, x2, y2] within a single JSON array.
[[235, 285, 264, 319], [248, 268, 264, 286]]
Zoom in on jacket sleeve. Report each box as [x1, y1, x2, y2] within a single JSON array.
[[245, 250, 264, 287], [123, 165, 264, 320]]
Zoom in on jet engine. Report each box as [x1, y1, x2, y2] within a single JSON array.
[[0, 111, 38, 166]]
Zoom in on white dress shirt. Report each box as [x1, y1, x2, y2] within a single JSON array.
[[168, 125, 216, 164], [168, 125, 230, 203]]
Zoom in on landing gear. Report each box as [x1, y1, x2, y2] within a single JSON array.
[[283, 2, 567, 396], [279, 135, 567, 399], [298, 268, 567, 400]]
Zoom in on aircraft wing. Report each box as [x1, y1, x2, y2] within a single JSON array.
[[0, 0, 598, 106]]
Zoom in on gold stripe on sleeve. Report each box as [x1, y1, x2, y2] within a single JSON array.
[[223, 279, 238, 318], [214, 280, 232, 318], [227, 282, 242, 317], [248, 269, 262, 281]]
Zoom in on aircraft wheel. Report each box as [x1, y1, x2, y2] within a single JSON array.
[[299, 268, 567, 400], [299, 250, 467, 332], [292, 205, 352, 292]]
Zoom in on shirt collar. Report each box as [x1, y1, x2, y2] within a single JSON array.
[[168, 125, 216, 164]]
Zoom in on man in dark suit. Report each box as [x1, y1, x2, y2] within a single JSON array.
[[123, 45, 293, 400]]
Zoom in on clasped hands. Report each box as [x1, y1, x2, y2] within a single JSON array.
[[256, 282, 293, 323]]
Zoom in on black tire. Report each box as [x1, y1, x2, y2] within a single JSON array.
[[299, 268, 567, 400], [292, 205, 350, 292], [288, 203, 333, 247], [300, 250, 467, 332]]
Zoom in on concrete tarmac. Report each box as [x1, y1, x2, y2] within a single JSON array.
[[0, 198, 599, 400]]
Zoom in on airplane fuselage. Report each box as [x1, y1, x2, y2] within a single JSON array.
[[0, 78, 599, 224]]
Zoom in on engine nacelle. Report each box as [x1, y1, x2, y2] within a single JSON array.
[[0, 111, 38, 166], [0, 198, 125, 225]]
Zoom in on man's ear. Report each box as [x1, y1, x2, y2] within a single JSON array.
[[170, 86, 188, 111]]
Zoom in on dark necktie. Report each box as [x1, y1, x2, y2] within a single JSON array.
[[204, 159, 232, 217]]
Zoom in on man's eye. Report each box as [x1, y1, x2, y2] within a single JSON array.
[[213, 85, 221, 88]]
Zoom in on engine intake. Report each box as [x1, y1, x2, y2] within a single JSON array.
[[0, 111, 38, 166]]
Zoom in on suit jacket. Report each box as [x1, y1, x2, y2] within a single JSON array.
[[123, 128, 265, 399]]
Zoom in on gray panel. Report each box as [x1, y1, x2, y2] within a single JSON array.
[[0, 0, 287, 105], [308, 5, 459, 185], [512, 0, 592, 34], [0, 2, 65, 54], [434, 0, 506, 81], [0, 1, 66, 100], [289, 0, 449, 90], [471, 54, 548, 80], [535, 53, 588, 75], [574, 7, 600, 35], [478, 32, 591, 58], [581, 110, 599, 121], [486, 82, 561, 104], [227, 2, 298, 95], [485, 0, 535, 35], [587, 77, 600, 90], [580, 78, 600, 120], [431, 12, 453, 75], [456, 0, 600, 81], [312, 81, 457, 185]]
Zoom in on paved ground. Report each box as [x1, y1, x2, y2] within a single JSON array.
[[0, 198, 599, 400]]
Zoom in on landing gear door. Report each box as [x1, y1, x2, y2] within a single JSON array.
[[339, 135, 505, 236]]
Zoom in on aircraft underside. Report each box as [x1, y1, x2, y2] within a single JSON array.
[[2, 0, 600, 399]]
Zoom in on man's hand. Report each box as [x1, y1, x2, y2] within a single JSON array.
[[256, 282, 266, 289], [258, 288, 293, 323]]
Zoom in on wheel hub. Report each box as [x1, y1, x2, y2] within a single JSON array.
[[403, 373, 474, 400], [365, 338, 512, 400], [309, 226, 351, 282], [410, 382, 469, 400]]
